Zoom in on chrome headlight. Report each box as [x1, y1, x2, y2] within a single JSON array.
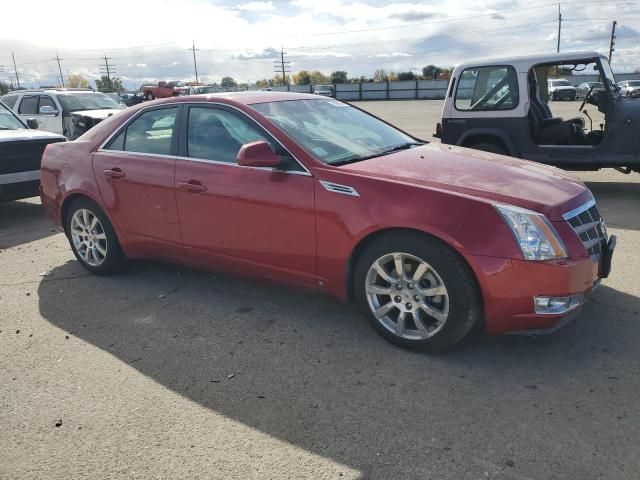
[[495, 204, 568, 261]]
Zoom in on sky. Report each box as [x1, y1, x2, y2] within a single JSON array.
[[0, 0, 637, 89]]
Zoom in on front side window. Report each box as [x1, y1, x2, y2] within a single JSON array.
[[0, 103, 26, 130], [106, 107, 178, 155], [187, 107, 273, 164], [18, 96, 38, 115], [455, 65, 519, 111], [2, 95, 18, 109], [251, 99, 416, 165]]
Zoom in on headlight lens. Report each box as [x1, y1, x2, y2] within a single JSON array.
[[495, 204, 568, 261]]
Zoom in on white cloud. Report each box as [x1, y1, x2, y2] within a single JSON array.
[[237, 1, 275, 11], [372, 52, 412, 58]]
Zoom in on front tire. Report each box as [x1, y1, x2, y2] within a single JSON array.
[[354, 232, 481, 352], [65, 198, 125, 275], [145, 92, 154, 101]]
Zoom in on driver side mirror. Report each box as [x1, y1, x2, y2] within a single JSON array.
[[236, 141, 281, 168], [26, 118, 39, 129], [39, 105, 58, 116]]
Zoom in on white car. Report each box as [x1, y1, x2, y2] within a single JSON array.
[[547, 79, 577, 100], [618, 80, 640, 98], [1, 88, 124, 139]]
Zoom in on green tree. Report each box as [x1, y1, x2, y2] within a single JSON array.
[[373, 69, 388, 82], [221, 76, 237, 88], [0, 81, 9, 95], [309, 70, 330, 85], [254, 79, 270, 88], [66, 74, 90, 89], [330, 71, 348, 84], [293, 70, 311, 85], [397, 71, 416, 81], [95, 76, 123, 93], [272, 74, 291, 86], [421, 65, 441, 80]]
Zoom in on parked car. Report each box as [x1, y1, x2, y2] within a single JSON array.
[[40, 93, 614, 351], [313, 85, 334, 97], [547, 79, 577, 100], [618, 80, 640, 98], [576, 81, 604, 99], [119, 92, 145, 107], [141, 81, 189, 100], [1, 88, 124, 140], [0, 101, 65, 201], [436, 51, 639, 173]]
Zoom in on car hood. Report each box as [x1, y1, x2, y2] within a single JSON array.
[[70, 109, 123, 119], [0, 128, 66, 143], [338, 143, 591, 221]]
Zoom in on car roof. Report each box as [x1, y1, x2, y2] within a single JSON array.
[[454, 50, 605, 73], [146, 91, 323, 106]]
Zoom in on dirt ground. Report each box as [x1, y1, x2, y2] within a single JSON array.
[[1, 100, 639, 480]]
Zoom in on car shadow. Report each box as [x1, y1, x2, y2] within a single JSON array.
[[0, 198, 58, 249], [585, 181, 640, 231], [37, 260, 640, 478]]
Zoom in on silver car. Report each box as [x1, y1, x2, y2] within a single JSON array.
[[618, 80, 640, 98], [576, 82, 604, 99]]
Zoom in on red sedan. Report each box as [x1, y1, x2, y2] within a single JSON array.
[[40, 92, 615, 351]]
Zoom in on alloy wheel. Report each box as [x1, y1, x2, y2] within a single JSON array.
[[365, 252, 449, 340], [70, 209, 108, 267]]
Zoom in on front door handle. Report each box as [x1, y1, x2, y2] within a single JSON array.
[[104, 168, 125, 179], [177, 180, 207, 193]]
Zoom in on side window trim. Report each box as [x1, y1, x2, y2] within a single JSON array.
[[177, 103, 309, 174], [454, 64, 519, 112]]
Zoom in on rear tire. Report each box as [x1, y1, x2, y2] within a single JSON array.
[[145, 92, 154, 101], [354, 232, 481, 352], [469, 142, 507, 155], [65, 197, 126, 275]]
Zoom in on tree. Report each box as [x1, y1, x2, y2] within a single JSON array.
[[397, 71, 416, 81], [254, 79, 270, 88], [66, 74, 90, 89], [221, 76, 237, 88], [330, 71, 348, 84], [373, 69, 388, 82], [0, 81, 9, 95], [422, 65, 441, 80], [293, 70, 311, 85], [309, 70, 330, 85], [95, 76, 123, 93], [272, 74, 291, 86], [387, 71, 398, 82]]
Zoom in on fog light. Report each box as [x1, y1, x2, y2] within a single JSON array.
[[534, 293, 584, 314]]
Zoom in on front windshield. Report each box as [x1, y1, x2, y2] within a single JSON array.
[[0, 103, 26, 130], [251, 99, 419, 165], [599, 59, 619, 92], [57, 93, 123, 112], [628, 81, 640, 87], [552, 80, 571, 86]]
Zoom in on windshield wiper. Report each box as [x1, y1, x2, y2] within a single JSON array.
[[329, 142, 424, 166]]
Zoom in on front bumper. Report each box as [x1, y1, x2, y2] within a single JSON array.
[[465, 236, 615, 334]]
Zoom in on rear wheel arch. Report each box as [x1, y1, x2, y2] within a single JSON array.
[[60, 193, 115, 237], [460, 133, 511, 156]]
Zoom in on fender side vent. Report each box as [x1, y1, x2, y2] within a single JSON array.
[[319, 180, 360, 197]]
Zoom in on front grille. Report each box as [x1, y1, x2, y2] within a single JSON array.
[[564, 201, 607, 257], [0, 138, 65, 175]]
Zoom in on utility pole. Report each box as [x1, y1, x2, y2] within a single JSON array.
[[608, 20, 617, 63], [12, 52, 20, 88], [556, 4, 562, 53], [274, 47, 291, 86], [189, 40, 199, 84], [54, 52, 64, 87], [99, 55, 116, 92]]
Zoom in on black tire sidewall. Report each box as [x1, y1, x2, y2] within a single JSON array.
[[65, 197, 125, 275], [354, 233, 480, 352]]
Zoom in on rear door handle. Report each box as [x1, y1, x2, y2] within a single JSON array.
[[104, 168, 125, 179], [177, 180, 207, 193]]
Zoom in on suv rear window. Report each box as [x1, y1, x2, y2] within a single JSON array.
[[455, 65, 519, 111]]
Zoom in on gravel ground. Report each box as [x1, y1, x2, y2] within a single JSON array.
[[1, 100, 639, 480]]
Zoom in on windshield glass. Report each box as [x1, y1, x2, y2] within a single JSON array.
[[0, 103, 26, 130], [251, 99, 418, 165], [599, 59, 619, 92], [58, 92, 123, 112], [628, 81, 640, 87], [551, 80, 571, 86]]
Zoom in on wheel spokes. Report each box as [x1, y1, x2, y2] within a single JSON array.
[[420, 303, 448, 323], [420, 285, 447, 297], [366, 284, 392, 295], [393, 254, 405, 280], [373, 301, 395, 319], [395, 311, 407, 336], [373, 261, 396, 284]]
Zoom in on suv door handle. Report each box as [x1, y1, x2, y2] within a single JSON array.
[[177, 180, 207, 193], [104, 168, 125, 179]]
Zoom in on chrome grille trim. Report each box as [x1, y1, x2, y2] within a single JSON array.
[[563, 199, 607, 258]]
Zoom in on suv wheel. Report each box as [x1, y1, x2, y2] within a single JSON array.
[[354, 232, 481, 352], [145, 92, 154, 101]]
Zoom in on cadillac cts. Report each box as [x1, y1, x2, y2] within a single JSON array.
[[40, 93, 615, 351]]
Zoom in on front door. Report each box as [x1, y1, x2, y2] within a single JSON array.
[[174, 104, 317, 286], [36, 95, 62, 134], [92, 105, 183, 259]]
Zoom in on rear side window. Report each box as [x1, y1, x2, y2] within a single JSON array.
[[18, 96, 39, 115], [39, 96, 57, 111], [2, 95, 18, 109], [455, 65, 519, 111], [106, 107, 178, 155]]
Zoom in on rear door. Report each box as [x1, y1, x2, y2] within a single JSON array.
[[93, 105, 183, 259], [174, 103, 317, 286], [36, 95, 62, 134]]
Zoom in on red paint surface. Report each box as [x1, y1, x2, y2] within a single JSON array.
[[40, 93, 603, 334]]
